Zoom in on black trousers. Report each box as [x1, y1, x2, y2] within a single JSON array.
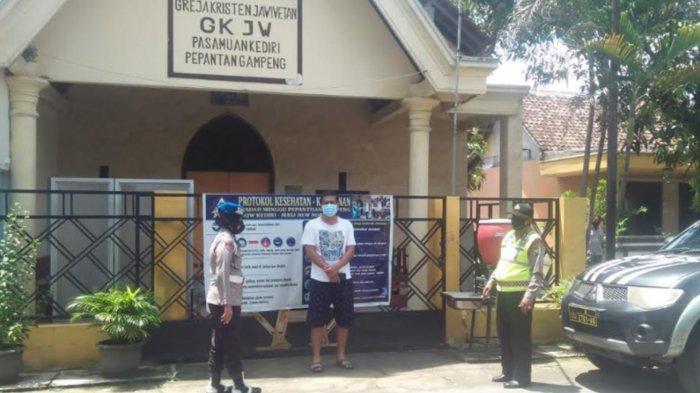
[[496, 291, 533, 383], [208, 304, 243, 378]]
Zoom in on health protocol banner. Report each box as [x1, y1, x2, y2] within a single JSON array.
[[203, 194, 393, 312]]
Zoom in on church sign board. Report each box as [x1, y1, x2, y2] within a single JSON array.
[[168, 0, 302, 84]]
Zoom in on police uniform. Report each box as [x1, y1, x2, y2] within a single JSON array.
[[207, 202, 261, 393], [488, 203, 545, 388]]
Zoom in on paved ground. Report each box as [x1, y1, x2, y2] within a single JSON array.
[[48, 349, 684, 393]]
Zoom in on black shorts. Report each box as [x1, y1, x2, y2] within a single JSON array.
[[306, 278, 355, 328]]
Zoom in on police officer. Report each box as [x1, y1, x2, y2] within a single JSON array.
[[482, 203, 545, 389], [206, 202, 261, 393]]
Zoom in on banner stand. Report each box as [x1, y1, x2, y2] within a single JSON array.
[[250, 310, 338, 351]]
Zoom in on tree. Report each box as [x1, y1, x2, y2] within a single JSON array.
[[579, 57, 597, 197], [459, 0, 699, 214], [587, 179, 648, 236], [588, 9, 700, 211], [469, 0, 622, 249], [607, 0, 621, 261], [466, 128, 487, 191]]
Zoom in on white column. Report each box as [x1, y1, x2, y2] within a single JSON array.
[[402, 97, 438, 310], [6, 73, 48, 307], [403, 97, 439, 197], [499, 114, 523, 214], [7, 75, 49, 218], [0, 74, 10, 172]]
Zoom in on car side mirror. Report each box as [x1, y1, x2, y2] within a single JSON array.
[[663, 236, 674, 245]]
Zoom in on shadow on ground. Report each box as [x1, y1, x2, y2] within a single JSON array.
[[174, 348, 466, 381], [575, 368, 683, 393], [103, 381, 166, 392], [522, 382, 581, 393]]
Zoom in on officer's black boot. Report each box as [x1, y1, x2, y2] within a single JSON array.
[[232, 372, 261, 393], [206, 369, 231, 393]]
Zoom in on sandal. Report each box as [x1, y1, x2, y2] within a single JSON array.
[[310, 362, 324, 373], [336, 359, 354, 370]]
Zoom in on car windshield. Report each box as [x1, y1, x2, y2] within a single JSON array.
[[661, 222, 700, 251]]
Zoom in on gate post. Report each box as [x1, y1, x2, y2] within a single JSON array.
[[559, 196, 587, 279], [444, 196, 464, 345], [428, 198, 444, 309], [153, 193, 188, 320]]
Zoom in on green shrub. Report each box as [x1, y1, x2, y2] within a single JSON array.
[[0, 204, 39, 350], [68, 287, 161, 345], [560, 190, 577, 199], [466, 128, 487, 192], [545, 278, 574, 306]]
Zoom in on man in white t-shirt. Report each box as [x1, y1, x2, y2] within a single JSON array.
[[301, 191, 356, 373]]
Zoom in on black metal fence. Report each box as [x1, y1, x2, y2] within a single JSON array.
[[1, 190, 450, 320], [0, 190, 206, 320], [1, 190, 558, 322], [384, 196, 445, 311]]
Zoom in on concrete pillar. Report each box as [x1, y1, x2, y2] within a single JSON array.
[[499, 114, 523, 214], [0, 73, 10, 172], [402, 97, 438, 310], [662, 181, 680, 235], [154, 194, 189, 321], [8, 75, 48, 193], [559, 196, 587, 278], [442, 196, 464, 346], [403, 97, 439, 197], [7, 74, 48, 228], [7, 73, 48, 314]]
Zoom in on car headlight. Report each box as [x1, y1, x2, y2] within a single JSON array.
[[627, 286, 684, 310]]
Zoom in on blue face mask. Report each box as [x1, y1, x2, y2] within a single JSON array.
[[322, 203, 338, 217]]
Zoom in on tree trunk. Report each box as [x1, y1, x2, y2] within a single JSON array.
[[605, 0, 621, 261], [579, 57, 596, 197], [617, 93, 637, 214], [589, 118, 607, 231], [618, 142, 631, 213]]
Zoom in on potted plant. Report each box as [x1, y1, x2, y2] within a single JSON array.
[[68, 287, 161, 376], [0, 205, 39, 385]]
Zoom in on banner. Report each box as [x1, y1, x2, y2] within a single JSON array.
[[169, 0, 303, 84], [203, 194, 393, 312]]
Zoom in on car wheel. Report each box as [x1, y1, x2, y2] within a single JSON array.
[[677, 336, 700, 393], [585, 352, 639, 374]]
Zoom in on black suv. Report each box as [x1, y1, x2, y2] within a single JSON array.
[[562, 221, 700, 393]]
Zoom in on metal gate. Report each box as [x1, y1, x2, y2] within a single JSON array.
[[459, 197, 560, 293], [384, 196, 446, 311]]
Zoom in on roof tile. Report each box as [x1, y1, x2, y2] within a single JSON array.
[[523, 94, 598, 151], [523, 93, 653, 153]]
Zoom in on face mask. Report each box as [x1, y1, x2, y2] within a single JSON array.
[[214, 215, 245, 234], [322, 203, 338, 217], [511, 215, 528, 231], [232, 221, 245, 235]]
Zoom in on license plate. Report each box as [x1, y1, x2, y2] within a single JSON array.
[[569, 305, 598, 327]]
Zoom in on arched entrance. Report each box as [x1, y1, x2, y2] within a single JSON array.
[[182, 115, 274, 194]]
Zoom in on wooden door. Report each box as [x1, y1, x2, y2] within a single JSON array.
[[186, 171, 270, 194]]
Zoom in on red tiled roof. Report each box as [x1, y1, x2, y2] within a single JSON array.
[[522, 94, 602, 152], [523, 93, 655, 154]]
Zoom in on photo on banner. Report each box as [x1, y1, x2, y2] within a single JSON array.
[[203, 194, 393, 312]]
